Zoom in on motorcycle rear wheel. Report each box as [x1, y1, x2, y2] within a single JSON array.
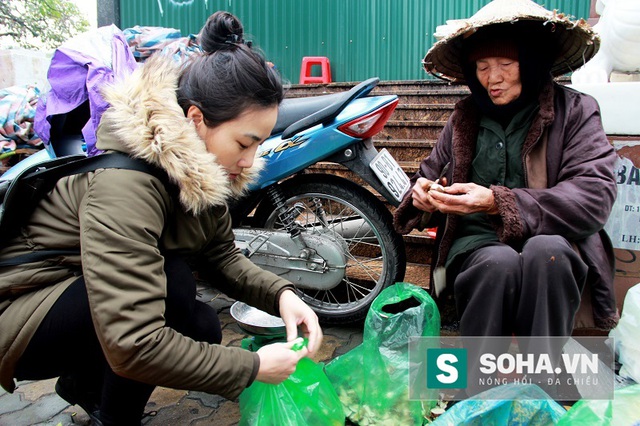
[[253, 174, 406, 324]]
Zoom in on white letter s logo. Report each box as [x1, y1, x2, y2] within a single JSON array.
[[436, 354, 459, 384]]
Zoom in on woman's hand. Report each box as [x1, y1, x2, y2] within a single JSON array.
[[255, 340, 308, 384], [428, 182, 498, 215], [278, 289, 323, 356], [411, 177, 448, 213]]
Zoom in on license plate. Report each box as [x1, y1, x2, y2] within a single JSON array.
[[370, 148, 410, 203]]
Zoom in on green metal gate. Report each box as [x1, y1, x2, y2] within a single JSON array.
[[120, 0, 592, 83]]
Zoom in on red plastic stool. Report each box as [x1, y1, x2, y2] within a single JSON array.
[[299, 56, 332, 84]]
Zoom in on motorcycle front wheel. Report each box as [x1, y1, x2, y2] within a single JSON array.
[[253, 174, 406, 324]]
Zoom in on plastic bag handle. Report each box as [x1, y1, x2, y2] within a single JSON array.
[[291, 337, 308, 352]]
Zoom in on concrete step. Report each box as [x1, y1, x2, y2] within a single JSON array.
[[372, 138, 435, 162], [392, 104, 455, 121], [307, 161, 421, 179], [286, 89, 467, 107], [286, 77, 570, 98], [285, 79, 470, 105], [379, 120, 447, 140], [404, 262, 431, 289], [404, 230, 435, 265], [307, 139, 433, 164], [373, 89, 469, 106], [286, 79, 468, 94]]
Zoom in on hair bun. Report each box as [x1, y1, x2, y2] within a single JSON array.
[[199, 11, 245, 54]]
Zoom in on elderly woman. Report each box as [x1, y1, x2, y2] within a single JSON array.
[[394, 0, 618, 349]]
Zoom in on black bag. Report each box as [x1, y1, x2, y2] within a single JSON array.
[[0, 153, 162, 267]]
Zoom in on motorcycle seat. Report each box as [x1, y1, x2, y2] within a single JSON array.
[[273, 77, 379, 139], [271, 92, 343, 135]]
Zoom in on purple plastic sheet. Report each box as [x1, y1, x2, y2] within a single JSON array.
[[34, 25, 138, 157]]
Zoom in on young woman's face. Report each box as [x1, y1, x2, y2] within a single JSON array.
[[188, 105, 278, 180], [475, 57, 522, 105]]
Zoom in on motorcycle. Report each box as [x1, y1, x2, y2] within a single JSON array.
[[1, 78, 409, 324], [231, 77, 409, 324]]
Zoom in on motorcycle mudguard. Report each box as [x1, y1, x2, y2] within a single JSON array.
[[326, 138, 402, 207], [233, 228, 347, 290]]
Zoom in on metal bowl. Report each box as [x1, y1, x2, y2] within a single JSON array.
[[230, 301, 286, 336]]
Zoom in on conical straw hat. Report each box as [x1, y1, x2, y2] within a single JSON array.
[[423, 0, 599, 83]]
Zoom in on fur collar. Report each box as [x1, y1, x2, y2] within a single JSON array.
[[97, 54, 263, 214]]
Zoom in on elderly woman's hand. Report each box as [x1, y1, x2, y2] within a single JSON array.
[[412, 177, 447, 213], [278, 289, 323, 356], [428, 182, 498, 215]]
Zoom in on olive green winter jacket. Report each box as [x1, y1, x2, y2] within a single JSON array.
[[0, 55, 292, 398]]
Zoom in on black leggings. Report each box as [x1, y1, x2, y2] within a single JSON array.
[[451, 235, 587, 397], [14, 255, 222, 426]]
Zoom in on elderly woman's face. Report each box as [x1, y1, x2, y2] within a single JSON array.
[[475, 57, 522, 105]]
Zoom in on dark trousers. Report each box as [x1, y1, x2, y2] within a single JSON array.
[[451, 235, 588, 396], [14, 255, 222, 426]]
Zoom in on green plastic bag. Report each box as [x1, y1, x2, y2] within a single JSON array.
[[556, 384, 640, 426], [325, 282, 441, 425], [239, 342, 344, 426]]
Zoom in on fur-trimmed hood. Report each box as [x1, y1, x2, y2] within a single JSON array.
[[96, 54, 264, 214]]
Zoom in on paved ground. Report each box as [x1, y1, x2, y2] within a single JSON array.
[[0, 285, 365, 426]]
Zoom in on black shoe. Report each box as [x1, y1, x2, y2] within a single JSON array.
[[55, 375, 103, 425]]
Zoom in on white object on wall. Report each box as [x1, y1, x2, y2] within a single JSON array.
[[569, 81, 640, 135], [570, 0, 640, 135], [571, 0, 640, 84]]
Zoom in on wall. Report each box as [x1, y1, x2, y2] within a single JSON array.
[[0, 49, 52, 90]]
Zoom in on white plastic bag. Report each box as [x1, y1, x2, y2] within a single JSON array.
[[609, 283, 640, 383]]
